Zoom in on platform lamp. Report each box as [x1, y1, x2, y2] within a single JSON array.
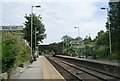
[[31, 5, 41, 60], [101, 7, 112, 60]]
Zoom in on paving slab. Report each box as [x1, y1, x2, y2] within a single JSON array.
[[14, 55, 65, 80]]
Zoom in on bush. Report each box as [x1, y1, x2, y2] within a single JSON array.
[[2, 32, 30, 73], [112, 42, 120, 60], [48, 50, 55, 55], [95, 45, 109, 59], [63, 48, 76, 57], [112, 53, 120, 60], [2, 32, 18, 72], [14, 41, 30, 68]]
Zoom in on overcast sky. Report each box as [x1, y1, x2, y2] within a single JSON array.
[[1, 0, 109, 44]]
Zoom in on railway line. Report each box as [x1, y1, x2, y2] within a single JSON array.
[[45, 55, 120, 81]]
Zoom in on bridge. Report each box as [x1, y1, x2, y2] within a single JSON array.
[[38, 45, 63, 54]]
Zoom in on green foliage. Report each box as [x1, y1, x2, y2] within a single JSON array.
[[24, 14, 46, 50], [2, 32, 30, 73], [84, 36, 92, 44], [107, 2, 120, 59], [2, 32, 18, 72], [68, 51, 76, 57], [63, 48, 76, 56], [93, 30, 110, 59], [14, 40, 30, 68], [111, 42, 120, 60], [94, 30, 104, 42], [61, 35, 73, 48], [0, 41, 2, 61], [96, 32, 109, 45], [50, 42, 63, 47], [95, 46, 109, 59], [112, 52, 120, 60], [48, 50, 55, 55]]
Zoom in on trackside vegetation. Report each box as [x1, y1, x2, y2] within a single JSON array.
[[2, 32, 30, 75]]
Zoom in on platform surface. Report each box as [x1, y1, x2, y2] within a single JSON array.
[[15, 55, 65, 80], [57, 55, 120, 66]]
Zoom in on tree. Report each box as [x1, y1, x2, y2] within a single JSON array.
[[84, 36, 92, 44], [50, 42, 63, 47], [24, 14, 46, 50], [93, 30, 109, 59], [94, 30, 104, 41], [107, 1, 120, 59], [61, 35, 73, 42], [61, 35, 73, 48], [107, 2, 120, 43], [96, 32, 109, 45]]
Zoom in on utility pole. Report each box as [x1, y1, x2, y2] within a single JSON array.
[[31, 6, 33, 60], [101, 7, 112, 60], [31, 5, 41, 60]]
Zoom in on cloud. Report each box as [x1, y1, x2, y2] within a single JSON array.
[[2, 2, 30, 25], [1, 1, 108, 44], [2, 0, 109, 2], [40, 2, 108, 44]]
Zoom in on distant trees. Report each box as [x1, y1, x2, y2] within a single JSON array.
[[83, 36, 92, 44], [61, 35, 73, 48], [62, 35, 73, 44]]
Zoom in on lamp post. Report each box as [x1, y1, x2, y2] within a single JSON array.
[[63, 38, 64, 54], [74, 27, 80, 38], [74, 27, 80, 57], [101, 7, 112, 60], [31, 5, 41, 60]]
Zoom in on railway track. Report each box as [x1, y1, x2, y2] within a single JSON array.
[[45, 56, 120, 81]]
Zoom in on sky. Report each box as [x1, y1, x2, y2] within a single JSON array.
[[1, 0, 109, 45]]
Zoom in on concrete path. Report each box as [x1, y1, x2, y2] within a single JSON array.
[[14, 55, 65, 80], [16, 56, 43, 79]]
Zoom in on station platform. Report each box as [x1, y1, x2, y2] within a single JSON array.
[[15, 55, 65, 80], [56, 55, 119, 66]]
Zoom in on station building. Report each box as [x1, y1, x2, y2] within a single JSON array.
[[0, 25, 23, 32], [0, 25, 24, 40]]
